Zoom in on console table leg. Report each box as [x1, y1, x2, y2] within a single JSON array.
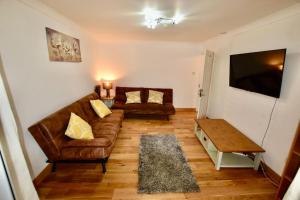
[[194, 123, 198, 132], [216, 151, 223, 170], [254, 153, 262, 170]]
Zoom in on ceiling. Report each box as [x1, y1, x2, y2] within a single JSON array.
[[40, 0, 298, 42]]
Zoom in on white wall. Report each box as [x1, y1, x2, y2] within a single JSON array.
[[90, 41, 203, 108], [204, 4, 300, 174], [0, 0, 96, 177]]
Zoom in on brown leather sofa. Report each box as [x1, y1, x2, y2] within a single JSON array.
[[111, 86, 175, 119], [28, 93, 124, 173]]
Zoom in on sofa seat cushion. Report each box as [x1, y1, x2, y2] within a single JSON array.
[[60, 147, 109, 160], [92, 122, 120, 144], [62, 138, 112, 148], [61, 136, 116, 160], [125, 103, 165, 115], [93, 121, 120, 132], [112, 102, 175, 115], [92, 109, 123, 126], [112, 101, 126, 110]]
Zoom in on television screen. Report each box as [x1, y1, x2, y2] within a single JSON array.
[[230, 49, 286, 98]]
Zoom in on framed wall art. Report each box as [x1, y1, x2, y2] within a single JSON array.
[[45, 27, 82, 62]]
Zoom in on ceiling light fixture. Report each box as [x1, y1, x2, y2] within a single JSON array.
[[143, 8, 184, 29]]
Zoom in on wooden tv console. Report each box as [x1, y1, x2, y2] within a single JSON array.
[[194, 119, 265, 170]]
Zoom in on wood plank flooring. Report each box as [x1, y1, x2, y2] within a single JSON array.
[[36, 111, 277, 199]]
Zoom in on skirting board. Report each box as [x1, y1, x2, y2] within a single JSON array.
[[175, 108, 196, 112], [260, 161, 281, 186], [33, 163, 52, 188]]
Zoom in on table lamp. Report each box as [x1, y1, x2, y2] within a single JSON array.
[[102, 81, 113, 98]]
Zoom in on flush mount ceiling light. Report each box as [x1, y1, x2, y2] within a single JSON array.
[[143, 8, 184, 29]]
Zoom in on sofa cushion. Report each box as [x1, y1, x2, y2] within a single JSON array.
[[115, 87, 144, 103], [61, 147, 109, 160], [92, 122, 120, 134], [92, 109, 122, 139], [40, 101, 86, 144], [90, 99, 112, 118], [93, 110, 123, 126], [62, 138, 112, 148], [65, 113, 94, 140], [144, 88, 173, 104], [125, 91, 141, 104], [147, 90, 164, 104], [92, 122, 119, 146], [77, 93, 99, 122]]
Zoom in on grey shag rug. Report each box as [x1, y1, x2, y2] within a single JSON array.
[[138, 134, 200, 194]]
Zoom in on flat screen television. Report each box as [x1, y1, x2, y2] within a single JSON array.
[[229, 49, 286, 98]]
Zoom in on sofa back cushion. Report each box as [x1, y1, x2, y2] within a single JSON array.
[[77, 93, 99, 122], [28, 93, 99, 161]]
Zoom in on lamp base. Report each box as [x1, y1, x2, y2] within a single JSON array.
[[105, 89, 110, 98]]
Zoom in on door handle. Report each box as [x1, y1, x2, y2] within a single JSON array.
[[199, 89, 204, 97]]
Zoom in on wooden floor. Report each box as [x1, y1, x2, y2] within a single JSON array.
[[37, 111, 277, 199]]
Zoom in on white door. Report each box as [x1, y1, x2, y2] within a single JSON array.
[[197, 50, 214, 119]]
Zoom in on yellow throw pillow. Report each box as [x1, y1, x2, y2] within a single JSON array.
[[65, 113, 94, 140], [148, 90, 164, 104], [90, 99, 112, 118], [126, 91, 141, 104]]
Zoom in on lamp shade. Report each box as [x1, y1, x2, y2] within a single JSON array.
[[102, 81, 112, 90]]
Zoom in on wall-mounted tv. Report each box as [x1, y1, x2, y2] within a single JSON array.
[[230, 49, 286, 98]]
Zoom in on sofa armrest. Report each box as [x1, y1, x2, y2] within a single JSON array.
[[62, 138, 112, 148], [163, 103, 176, 115]]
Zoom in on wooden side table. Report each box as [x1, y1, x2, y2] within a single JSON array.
[[101, 96, 115, 108]]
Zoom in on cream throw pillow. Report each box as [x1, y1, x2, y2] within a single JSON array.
[[90, 99, 112, 118], [125, 91, 141, 104], [65, 113, 94, 140], [148, 90, 164, 104]]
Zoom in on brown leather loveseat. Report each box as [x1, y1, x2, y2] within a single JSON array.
[[28, 93, 124, 173], [112, 86, 175, 119]]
